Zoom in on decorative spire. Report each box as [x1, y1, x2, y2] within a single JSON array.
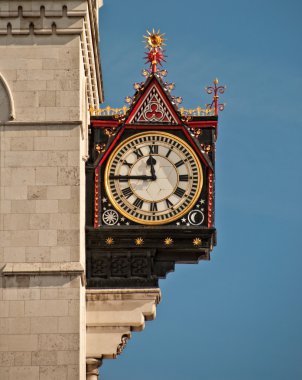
[[205, 78, 226, 116], [143, 29, 166, 73]]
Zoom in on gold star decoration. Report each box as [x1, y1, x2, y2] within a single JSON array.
[[164, 237, 173, 246], [135, 237, 144, 246], [144, 29, 166, 49], [105, 237, 114, 245], [193, 238, 202, 247]]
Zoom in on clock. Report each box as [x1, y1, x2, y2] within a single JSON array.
[[104, 131, 203, 225]]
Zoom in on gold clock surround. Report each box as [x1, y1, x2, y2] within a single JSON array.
[[104, 131, 203, 225]]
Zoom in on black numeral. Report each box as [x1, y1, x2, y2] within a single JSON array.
[[133, 198, 144, 209], [122, 160, 132, 167], [122, 187, 133, 198], [175, 160, 184, 168], [150, 202, 158, 212], [133, 148, 143, 158], [165, 148, 172, 158], [165, 198, 174, 208], [174, 187, 185, 198], [179, 174, 189, 181], [149, 145, 159, 154]]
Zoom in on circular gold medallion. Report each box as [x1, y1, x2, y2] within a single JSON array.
[[104, 131, 203, 225]]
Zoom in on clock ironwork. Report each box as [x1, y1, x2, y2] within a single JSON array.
[[85, 30, 225, 288]]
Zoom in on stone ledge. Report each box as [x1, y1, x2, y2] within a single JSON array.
[[1, 120, 82, 126], [86, 288, 161, 303], [2, 262, 84, 276]]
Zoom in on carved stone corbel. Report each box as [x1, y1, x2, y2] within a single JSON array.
[[86, 288, 161, 359]]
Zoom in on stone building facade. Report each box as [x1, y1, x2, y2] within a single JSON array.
[[0, 1, 161, 379]]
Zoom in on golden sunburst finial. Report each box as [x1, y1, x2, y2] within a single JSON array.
[[105, 237, 114, 245], [193, 238, 202, 247], [164, 237, 173, 246], [135, 237, 144, 246], [144, 29, 166, 49]]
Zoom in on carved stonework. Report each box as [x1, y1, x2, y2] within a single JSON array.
[[0, 73, 15, 121], [116, 335, 129, 356], [0, 0, 102, 107], [86, 358, 102, 380], [86, 288, 161, 359]]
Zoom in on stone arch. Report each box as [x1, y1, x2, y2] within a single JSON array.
[[0, 72, 15, 121]]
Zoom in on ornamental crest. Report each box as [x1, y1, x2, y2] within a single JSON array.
[[130, 85, 177, 124]]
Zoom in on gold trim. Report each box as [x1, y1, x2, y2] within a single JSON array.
[[164, 237, 173, 246], [144, 29, 166, 49], [193, 238, 202, 247], [179, 106, 214, 117], [135, 237, 144, 246], [90, 106, 129, 116], [105, 237, 114, 245], [104, 131, 203, 225]]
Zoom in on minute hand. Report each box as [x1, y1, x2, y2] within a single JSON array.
[[109, 175, 154, 180]]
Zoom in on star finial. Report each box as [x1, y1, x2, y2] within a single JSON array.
[[143, 29, 166, 73]]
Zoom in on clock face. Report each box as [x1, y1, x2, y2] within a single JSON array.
[[104, 131, 203, 225]]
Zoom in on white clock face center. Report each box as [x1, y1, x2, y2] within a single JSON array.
[[105, 131, 203, 225], [129, 156, 177, 202]]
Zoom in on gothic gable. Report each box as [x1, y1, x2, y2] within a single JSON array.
[[126, 77, 181, 125]]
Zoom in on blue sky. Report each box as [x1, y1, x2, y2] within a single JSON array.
[[98, 0, 302, 379]]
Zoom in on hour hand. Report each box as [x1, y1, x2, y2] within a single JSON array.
[[146, 155, 157, 180]]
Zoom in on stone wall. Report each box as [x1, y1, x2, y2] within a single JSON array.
[[0, 275, 82, 379], [0, 1, 102, 379], [0, 36, 81, 123]]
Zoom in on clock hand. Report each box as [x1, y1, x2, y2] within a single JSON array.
[[146, 155, 157, 180], [109, 175, 155, 180]]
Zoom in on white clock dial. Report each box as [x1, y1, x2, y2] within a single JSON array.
[[104, 131, 203, 225]]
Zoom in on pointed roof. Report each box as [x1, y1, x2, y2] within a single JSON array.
[[125, 75, 182, 125]]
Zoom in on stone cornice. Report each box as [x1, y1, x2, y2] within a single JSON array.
[[86, 288, 162, 304], [0, 3, 85, 34], [0, 1, 86, 17], [2, 262, 84, 276], [1, 120, 82, 126]]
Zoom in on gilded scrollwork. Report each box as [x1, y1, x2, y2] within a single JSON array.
[[89, 106, 129, 116], [179, 106, 214, 117], [95, 143, 106, 154], [104, 127, 117, 137], [200, 144, 213, 154]]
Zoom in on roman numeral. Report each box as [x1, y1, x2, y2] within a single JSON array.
[[179, 174, 189, 181], [165, 148, 172, 158], [149, 145, 159, 154], [165, 198, 174, 208], [133, 197, 144, 209], [175, 160, 184, 168], [150, 202, 158, 212], [122, 187, 133, 198], [133, 148, 143, 158], [174, 187, 185, 198], [122, 160, 132, 167]]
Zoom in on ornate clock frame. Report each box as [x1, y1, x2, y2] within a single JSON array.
[[85, 32, 225, 288]]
